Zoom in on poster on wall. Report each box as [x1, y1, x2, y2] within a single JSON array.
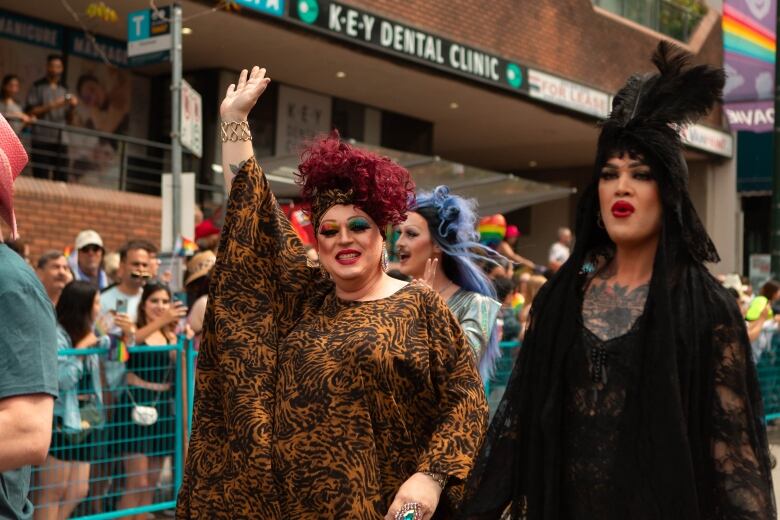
[[723, 0, 777, 131], [275, 84, 332, 156], [65, 34, 132, 188]]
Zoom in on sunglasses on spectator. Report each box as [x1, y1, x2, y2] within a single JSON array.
[[80, 245, 102, 253]]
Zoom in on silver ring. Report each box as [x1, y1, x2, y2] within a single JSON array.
[[394, 502, 422, 520]]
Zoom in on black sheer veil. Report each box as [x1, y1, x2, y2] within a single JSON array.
[[457, 42, 775, 520]]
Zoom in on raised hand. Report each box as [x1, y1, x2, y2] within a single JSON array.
[[413, 258, 438, 289], [220, 66, 271, 121]]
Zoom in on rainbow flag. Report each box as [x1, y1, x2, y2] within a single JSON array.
[[95, 320, 130, 363], [108, 334, 130, 363], [511, 292, 525, 311], [176, 235, 198, 257]]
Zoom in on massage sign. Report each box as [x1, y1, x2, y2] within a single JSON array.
[[291, 0, 529, 93]]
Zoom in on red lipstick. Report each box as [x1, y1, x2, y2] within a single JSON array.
[[611, 201, 635, 218], [335, 249, 361, 265]]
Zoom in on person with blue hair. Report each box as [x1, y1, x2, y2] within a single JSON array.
[[395, 186, 502, 381]]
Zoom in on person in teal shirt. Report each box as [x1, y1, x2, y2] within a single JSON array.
[[0, 112, 59, 519]]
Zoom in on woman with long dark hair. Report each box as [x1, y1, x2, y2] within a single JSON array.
[[394, 187, 502, 381], [459, 43, 774, 519], [34, 281, 132, 519]]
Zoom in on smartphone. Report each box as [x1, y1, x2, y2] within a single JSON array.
[[115, 299, 127, 314], [173, 292, 188, 307]]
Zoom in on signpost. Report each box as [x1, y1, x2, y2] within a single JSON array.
[[128, 4, 184, 253]]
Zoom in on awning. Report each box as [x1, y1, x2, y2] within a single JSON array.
[[257, 142, 574, 214]]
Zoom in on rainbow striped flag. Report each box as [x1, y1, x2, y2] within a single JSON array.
[[176, 235, 198, 257], [511, 292, 525, 311], [108, 335, 130, 363]]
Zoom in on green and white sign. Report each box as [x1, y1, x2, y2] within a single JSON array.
[[288, 0, 528, 95]]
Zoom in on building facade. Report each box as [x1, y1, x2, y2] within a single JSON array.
[[0, 0, 736, 272]]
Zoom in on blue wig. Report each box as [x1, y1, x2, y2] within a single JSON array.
[[412, 186, 503, 381]]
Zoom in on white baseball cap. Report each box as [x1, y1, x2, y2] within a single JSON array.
[[75, 229, 104, 250]]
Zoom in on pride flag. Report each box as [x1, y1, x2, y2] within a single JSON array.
[[175, 235, 198, 257]]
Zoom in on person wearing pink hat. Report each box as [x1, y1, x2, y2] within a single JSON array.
[[0, 113, 59, 518]]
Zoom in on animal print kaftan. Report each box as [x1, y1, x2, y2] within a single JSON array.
[[176, 157, 488, 519]]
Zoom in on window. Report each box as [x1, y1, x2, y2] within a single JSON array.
[[381, 111, 433, 155], [593, 0, 707, 41], [332, 98, 366, 141]]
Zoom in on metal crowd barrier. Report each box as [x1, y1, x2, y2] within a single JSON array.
[[30, 338, 194, 520], [757, 333, 780, 422], [486, 341, 521, 417]]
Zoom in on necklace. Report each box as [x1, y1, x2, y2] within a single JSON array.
[[437, 280, 454, 296]]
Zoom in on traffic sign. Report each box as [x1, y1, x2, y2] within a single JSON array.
[[127, 6, 171, 64], [180, 80, 203, 158]]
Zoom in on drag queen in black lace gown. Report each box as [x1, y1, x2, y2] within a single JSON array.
[[458, 42, 775, 520]]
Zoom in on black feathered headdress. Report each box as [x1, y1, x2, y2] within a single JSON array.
[[594, 41, 725, 264], [458, 43, 775, 520]]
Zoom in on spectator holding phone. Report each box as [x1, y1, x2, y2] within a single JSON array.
[[112, 282, 187, 515], [99, 240, 152, 323]]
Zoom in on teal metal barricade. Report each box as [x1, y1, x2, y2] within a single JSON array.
[[486, 341, 521, 417], [30, 338, 191, 520]]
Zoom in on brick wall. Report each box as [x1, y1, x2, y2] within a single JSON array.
[[1, 177, 161, 262]]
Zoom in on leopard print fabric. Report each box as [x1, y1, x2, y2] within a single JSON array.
[[176, 157, 488, 519]]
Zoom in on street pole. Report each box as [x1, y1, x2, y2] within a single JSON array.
[[171, 3, 182, 252]]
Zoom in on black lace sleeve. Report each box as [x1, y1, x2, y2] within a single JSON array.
[[710, 318, 775, 519]]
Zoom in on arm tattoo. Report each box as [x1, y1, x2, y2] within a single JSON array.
[[229, 160, 249, 176], [583, 280, 648, 341]]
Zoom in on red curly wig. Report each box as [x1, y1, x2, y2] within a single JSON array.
[[296, 132, 415, 231]]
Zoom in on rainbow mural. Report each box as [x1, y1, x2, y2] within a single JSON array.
[[723, 3, 775, 65], [722, 0, 776, 105]]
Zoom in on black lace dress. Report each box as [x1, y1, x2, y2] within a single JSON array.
[[562, 320, 642, 519]]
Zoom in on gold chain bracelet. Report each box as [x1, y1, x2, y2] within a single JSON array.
[[220, 120, 252, 142]]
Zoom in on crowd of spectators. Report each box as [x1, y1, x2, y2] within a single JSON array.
[[3, 228, 216, 518]]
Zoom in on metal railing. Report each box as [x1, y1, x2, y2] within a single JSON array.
[[593, 0, 705, 41], [30, 339, 194, 520], [7, 117, 222, 202], [757, 333, 780, 422]]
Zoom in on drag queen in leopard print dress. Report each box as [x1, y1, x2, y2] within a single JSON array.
[[176, 66, 488, 520]]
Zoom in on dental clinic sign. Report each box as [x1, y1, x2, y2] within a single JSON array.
[[291, 0, 528, 94]]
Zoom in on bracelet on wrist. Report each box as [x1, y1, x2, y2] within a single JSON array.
[[421, 470, 448, 489], [221, 120, 252, 142]]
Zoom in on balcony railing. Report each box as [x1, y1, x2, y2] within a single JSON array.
[[7, 117, 223, 203], [593, 0, 706, 41]]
